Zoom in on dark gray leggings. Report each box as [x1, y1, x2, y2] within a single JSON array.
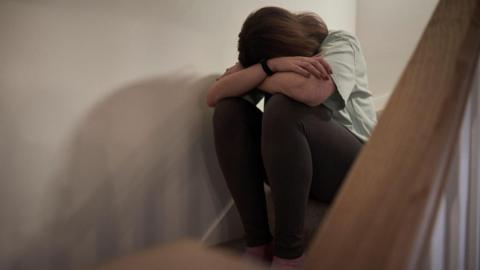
[[212, 92, 362, 259]]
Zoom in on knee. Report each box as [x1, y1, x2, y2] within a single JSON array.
[[262, 94, 301, 133], [213, 97, 253, 131]]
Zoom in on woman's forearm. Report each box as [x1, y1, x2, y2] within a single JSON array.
[[206, 64, 267, 107], [258, 72, 334, 106], [258, 72, 309, 102]]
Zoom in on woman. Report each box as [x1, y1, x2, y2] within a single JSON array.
[[206, 6, 377, 269]]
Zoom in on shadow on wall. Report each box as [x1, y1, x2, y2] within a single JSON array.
[[5, 72, 241, 270]]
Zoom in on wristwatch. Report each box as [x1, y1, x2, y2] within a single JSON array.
[[260, 58, 274, 76]]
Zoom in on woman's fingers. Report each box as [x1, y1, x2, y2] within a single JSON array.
[[300, 58, 327, 80], [216, 71, 230, 81], [310, 60, 329, 80], [293, 65, 311, 77], [300, 61, 323, 79], [313, 56, 333, 74], [268, 56, 331, 78], [216, 70, 233, 81], [216, 63, 243, 81]]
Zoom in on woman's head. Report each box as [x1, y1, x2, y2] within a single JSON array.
[[238, 6, 328, 67]]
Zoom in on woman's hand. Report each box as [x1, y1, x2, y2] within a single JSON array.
[[216, 62, 244, 81], [267, 56, 332, 80]]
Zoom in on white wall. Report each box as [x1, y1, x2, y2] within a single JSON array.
[[0, 1, 356, 269], [356, 0, 439, 110]]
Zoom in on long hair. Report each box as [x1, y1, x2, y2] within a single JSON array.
[[237, 6, 328, 67]]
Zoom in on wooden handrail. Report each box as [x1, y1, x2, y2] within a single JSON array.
[[305, 0, 480, 269]]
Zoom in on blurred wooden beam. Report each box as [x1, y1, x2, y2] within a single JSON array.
[[93, 239, 267, 270]]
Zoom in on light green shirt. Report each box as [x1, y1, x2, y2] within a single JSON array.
[[241, 30, 377, 143], [320, 30, 377, 142]]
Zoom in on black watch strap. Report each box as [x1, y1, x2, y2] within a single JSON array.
[[260, 58, 274, 76]]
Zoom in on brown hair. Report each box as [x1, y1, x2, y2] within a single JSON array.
[[237, 6, 328, 67]]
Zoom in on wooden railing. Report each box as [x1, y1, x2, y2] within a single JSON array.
[[94, 0, 480, 269], [305, 0, 480, 269]]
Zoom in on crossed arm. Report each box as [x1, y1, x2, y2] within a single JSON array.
[[258, 71, 335, 107], [206, 56, 335, 107]]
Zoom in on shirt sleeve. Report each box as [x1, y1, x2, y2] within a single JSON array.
[[320, 39, 356, 111]]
